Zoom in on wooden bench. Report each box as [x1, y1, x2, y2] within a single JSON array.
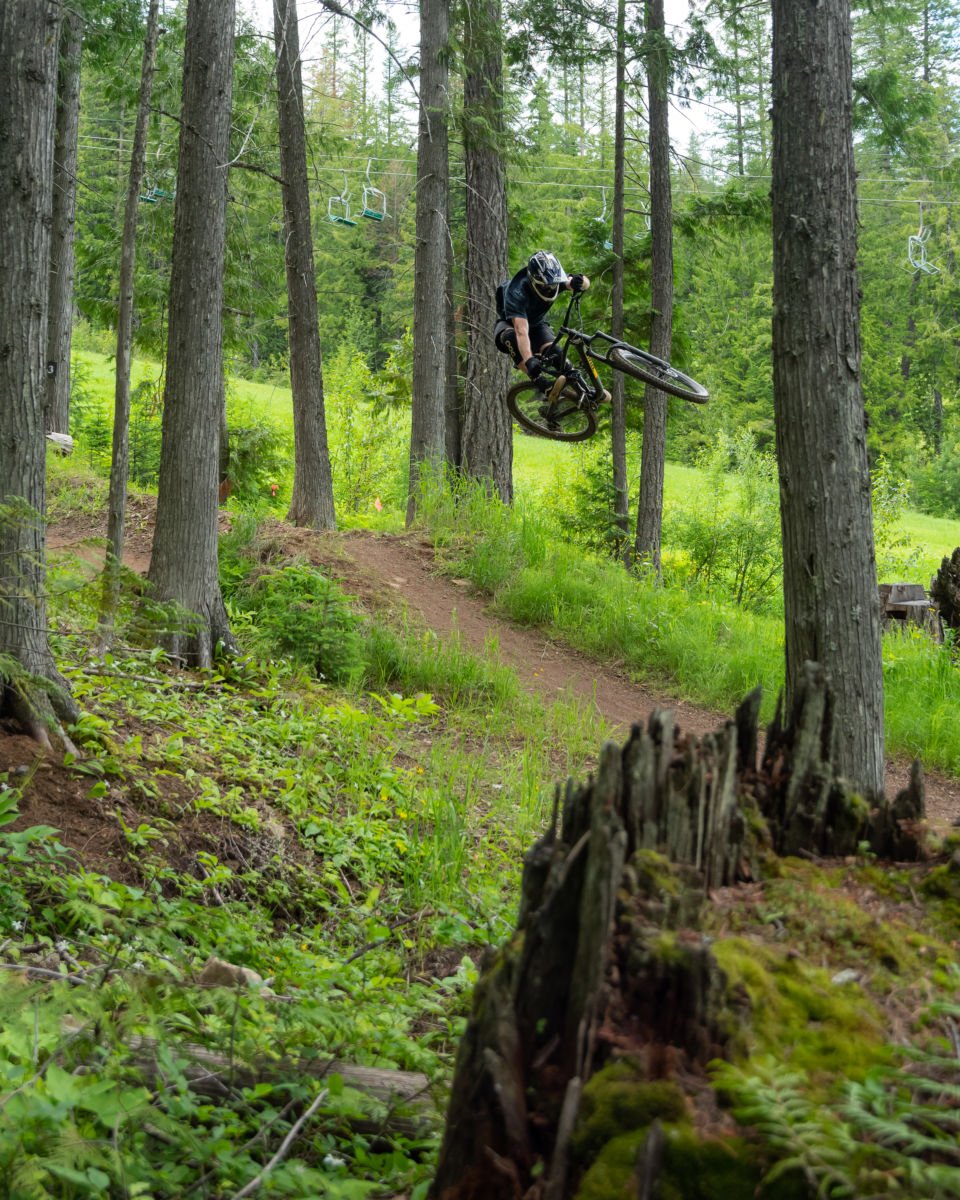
[[879, 583, 942, 639]]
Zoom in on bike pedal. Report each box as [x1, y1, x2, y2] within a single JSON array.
[[546, 374, 567, 403]]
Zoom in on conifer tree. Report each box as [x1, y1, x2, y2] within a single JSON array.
[[274, 0, 336, 530], [147, 0, 237, 666], [0, 0, 79, 744], [772, 0, 885, 797]]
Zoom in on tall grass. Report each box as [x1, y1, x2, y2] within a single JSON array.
[[416, 472, 960, 777]]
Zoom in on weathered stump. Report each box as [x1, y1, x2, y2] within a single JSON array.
[[429, 705, 761, 1199], [429, 676, 925, 1199], [760, 662, 924, 860]]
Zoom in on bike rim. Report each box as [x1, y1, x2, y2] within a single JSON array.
[[610, 347, 709, 404], [508, 382, 596, 441]]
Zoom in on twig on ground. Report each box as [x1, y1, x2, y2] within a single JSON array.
[[345, 910, 431, 965], [228, 1088, 328, 1200]]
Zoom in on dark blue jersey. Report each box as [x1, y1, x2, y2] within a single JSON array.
[[496, 267, 557, 326]]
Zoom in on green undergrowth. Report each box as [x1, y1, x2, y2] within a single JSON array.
[[28, 477, 960, 1196], [415, 471, 960, 776], [0, 543, 610, 1198], [568, 854, 960, 1199]]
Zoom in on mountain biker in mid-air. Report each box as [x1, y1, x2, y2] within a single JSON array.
[[494, 251, 608, 402]]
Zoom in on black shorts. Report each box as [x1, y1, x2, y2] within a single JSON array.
[[494, 319, 556, 366]]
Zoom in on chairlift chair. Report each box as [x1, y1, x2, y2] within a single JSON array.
[[908, 205, 938, 275], [328, 172, 358, 226], [360, 160, 386, 221]]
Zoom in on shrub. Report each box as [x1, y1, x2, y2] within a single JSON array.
[[221, 400, 292, 507], [665, 430, 782, 611], [327, 346, 408, 514], [872, 456, 922, 581], [247, 562, 364, 683], [128, 377, 164, 487], [68, 362, 112, 471], [555, 437, 631, 559], [909, 442, 960, 520]]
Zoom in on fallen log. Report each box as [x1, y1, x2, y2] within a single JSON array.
[[124, 1035, 437, 1140]]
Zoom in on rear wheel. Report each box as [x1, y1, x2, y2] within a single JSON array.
[[608, 345, 709, 404], [507, 380, 597, 442]]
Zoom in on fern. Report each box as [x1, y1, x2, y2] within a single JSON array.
[[712, 1060, 859, 1197], [715, 1007, 960, 1199]]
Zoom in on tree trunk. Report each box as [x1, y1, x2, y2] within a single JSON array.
[[406, 0, 450, 526], [772, 0, 885, 798], [44, 8, 81, 436], [635, 0, 672, 578], [460, 0, 513, 502], [0, 0, 78, 744], [147, 0, 236, 668], [444, 190, 461, 470], [610, 0, 630, 558], [275, 0, 337, 531], [101, 0, 162, 642]]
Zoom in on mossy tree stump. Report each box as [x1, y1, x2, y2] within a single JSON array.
[[429, 672, 924, 1199]]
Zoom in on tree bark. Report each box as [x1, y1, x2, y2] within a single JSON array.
[[772, 0, 885, 798], [275, 0, 337, 531], [444, 188, 461, 470], [610, 0, 630, 558], [460, 0, 513, 502], [406, 0, 450, 526], [635, 0, 672, 577], [0, 0, 78, 744], [45, 8, 82, 436], [147, 0, 237, 668], [101, 0, 162, 642]]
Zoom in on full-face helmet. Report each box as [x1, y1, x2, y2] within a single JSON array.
[[527, 251, 569, 303]]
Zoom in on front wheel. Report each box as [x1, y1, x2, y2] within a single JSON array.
[[507, 380, 597, 442], [608, 345, 709, 404]]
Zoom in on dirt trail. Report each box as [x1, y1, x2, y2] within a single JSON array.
[[46, 515, 960, 828], [332, 530, 960, 829]]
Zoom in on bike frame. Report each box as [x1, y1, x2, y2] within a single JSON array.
[[546, 291, 677, 394]]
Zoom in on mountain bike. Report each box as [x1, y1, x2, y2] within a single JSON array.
[[506, 291, 709, 442]]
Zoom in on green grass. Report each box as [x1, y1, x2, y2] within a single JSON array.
[[61, 346, 960, 776], [416, 473, 960, 777], [894, 508, 959, 583]]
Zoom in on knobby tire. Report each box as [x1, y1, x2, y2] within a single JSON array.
[[608, 345, 709, 404], [507, 380, 597, 442]]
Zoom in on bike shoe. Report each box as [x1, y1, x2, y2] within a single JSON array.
[[546, 374, 567, 403]]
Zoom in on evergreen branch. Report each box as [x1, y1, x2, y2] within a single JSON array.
[[230, 160, 284, 187], [312, 0, 427, 137]]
